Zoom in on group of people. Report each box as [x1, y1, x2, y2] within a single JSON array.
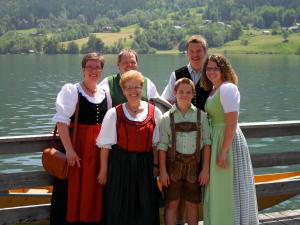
[[50, 35, 259, 225]]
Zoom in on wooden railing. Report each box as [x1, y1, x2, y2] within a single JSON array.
[[0, 120, 300, 224]]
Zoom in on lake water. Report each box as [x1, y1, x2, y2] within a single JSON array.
[[0, 54, 300, 211]]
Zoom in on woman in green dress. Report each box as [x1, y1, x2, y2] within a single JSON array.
[[201, 54, 259, 225]]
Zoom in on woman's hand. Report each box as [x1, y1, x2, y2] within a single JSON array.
[[217, 151, 227, 168], [198, 168, 209, 185], [97, 168, 107, 185], [66, 149, 81, 168], [159, 170, 170, 187]]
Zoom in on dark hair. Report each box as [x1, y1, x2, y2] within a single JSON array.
[[186, 35, 208, 52], [81, 52, 105, 69], [117, 49, 138, 65], [201, 54, 238, 90]]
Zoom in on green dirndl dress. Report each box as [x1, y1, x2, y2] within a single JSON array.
[[203, 89, 258, 225]]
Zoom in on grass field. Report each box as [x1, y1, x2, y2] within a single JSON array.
[[211, 33, 300, 54], [62, 24, 138, 48]]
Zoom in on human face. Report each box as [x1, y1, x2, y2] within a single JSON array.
[[206, 61, 222, 86], [174, 83, 194, 106], [118, 53, 138, 75], [187, 43, 206, 70], [83, 59, 102, 83], [123, 79, 143, 102]]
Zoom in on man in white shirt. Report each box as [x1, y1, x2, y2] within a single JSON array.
[[99, 48, 159, 107], [161, 35, 211, 111]]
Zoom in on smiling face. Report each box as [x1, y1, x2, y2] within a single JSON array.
[[118, 52, 138, 75], [123, 79, 143, 102], [82, 59, 102, 84], [187, 42, 206, 70], [206, 60, 223, 86], [174, 83, 195, 106]]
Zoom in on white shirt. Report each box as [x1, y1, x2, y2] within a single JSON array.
[[207, 82, 240, 112], [53, 83, 111, 125], [96, 101, 162, 149], [161, 63, 201, 102], [99, 75, 159, 106]]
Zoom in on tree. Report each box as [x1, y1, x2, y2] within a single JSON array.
[[271, 21, 281, 35], [66, 41, 79, 54], [81, 34, 104, 53], [282, 29, 289, 42], [230, 20, 243, 40]]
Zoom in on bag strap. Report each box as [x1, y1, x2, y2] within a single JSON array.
[[50, 91, 80, 148]]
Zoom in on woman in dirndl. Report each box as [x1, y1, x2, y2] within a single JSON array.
[[201, 54, 259, 225], [51, 52, 109, 225], [97, 70, 162, 225]]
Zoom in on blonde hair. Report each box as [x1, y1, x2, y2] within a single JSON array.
[[174, 78, 195, 93], [186, 35, 208, 52], [119, 70, 144, 90], [201, 54, 238, 90]]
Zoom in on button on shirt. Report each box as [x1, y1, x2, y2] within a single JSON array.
[[157, 104, 211, 154], [161, 64, 201, 102]]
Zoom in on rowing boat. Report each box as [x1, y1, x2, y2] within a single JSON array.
[[1, 172, 300, 210]]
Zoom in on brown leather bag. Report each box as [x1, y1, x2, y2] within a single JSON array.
[[42, 95, 79, 179]]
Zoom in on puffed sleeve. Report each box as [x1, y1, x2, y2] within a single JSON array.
[[52, 83, 78, 125], [152, 106, 163, 146], [96, 108, 117, 149], [220, 83, 240, 113]]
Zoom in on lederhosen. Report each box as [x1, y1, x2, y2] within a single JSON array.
[[108, 73, 148, 106], [167, 109, 202, 184], [175, 66, 211, 111]]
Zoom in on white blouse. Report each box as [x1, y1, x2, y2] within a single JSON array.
[[207, 82, 240, 113], [96, 101, 162, 149], [53, 83, 111, 125]]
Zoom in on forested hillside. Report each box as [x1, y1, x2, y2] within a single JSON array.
[[0, 0, 299, 54]]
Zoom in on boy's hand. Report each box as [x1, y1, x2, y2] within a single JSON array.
[[159, 170, 170, 187], [97, 168, 107, 185], [198, 168, 209, 185]]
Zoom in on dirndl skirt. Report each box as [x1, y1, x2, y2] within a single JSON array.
[[103, 145, 160, 225]]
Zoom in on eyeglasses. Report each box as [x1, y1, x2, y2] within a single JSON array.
[[85, 66, 102, 72], [206, 67, 220, 72], [125, 86, 142, 91]]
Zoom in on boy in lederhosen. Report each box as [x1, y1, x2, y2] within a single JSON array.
[[158, 78, 211, 225]]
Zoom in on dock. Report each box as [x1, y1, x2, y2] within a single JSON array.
[[0, 120, 300, 225], [197, 209, 300, 224]]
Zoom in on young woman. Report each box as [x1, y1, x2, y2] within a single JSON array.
[[201, 54, 259, 225]]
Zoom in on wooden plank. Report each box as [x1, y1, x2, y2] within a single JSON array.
[[240, 120, 300, 138], [252, 151, 300, 168], [0, 204, 49, 225], [0, 135, 58, 155], [256, 179, 300, 197], [0, 171, 53, 191]]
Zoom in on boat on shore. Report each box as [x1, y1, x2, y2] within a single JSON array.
[[1, 171, 300, 211]]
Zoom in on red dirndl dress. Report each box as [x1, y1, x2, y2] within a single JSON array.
[[50, 92, 107, 224]]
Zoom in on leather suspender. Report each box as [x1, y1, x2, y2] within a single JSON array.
[[168, 109, 201, 163]]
